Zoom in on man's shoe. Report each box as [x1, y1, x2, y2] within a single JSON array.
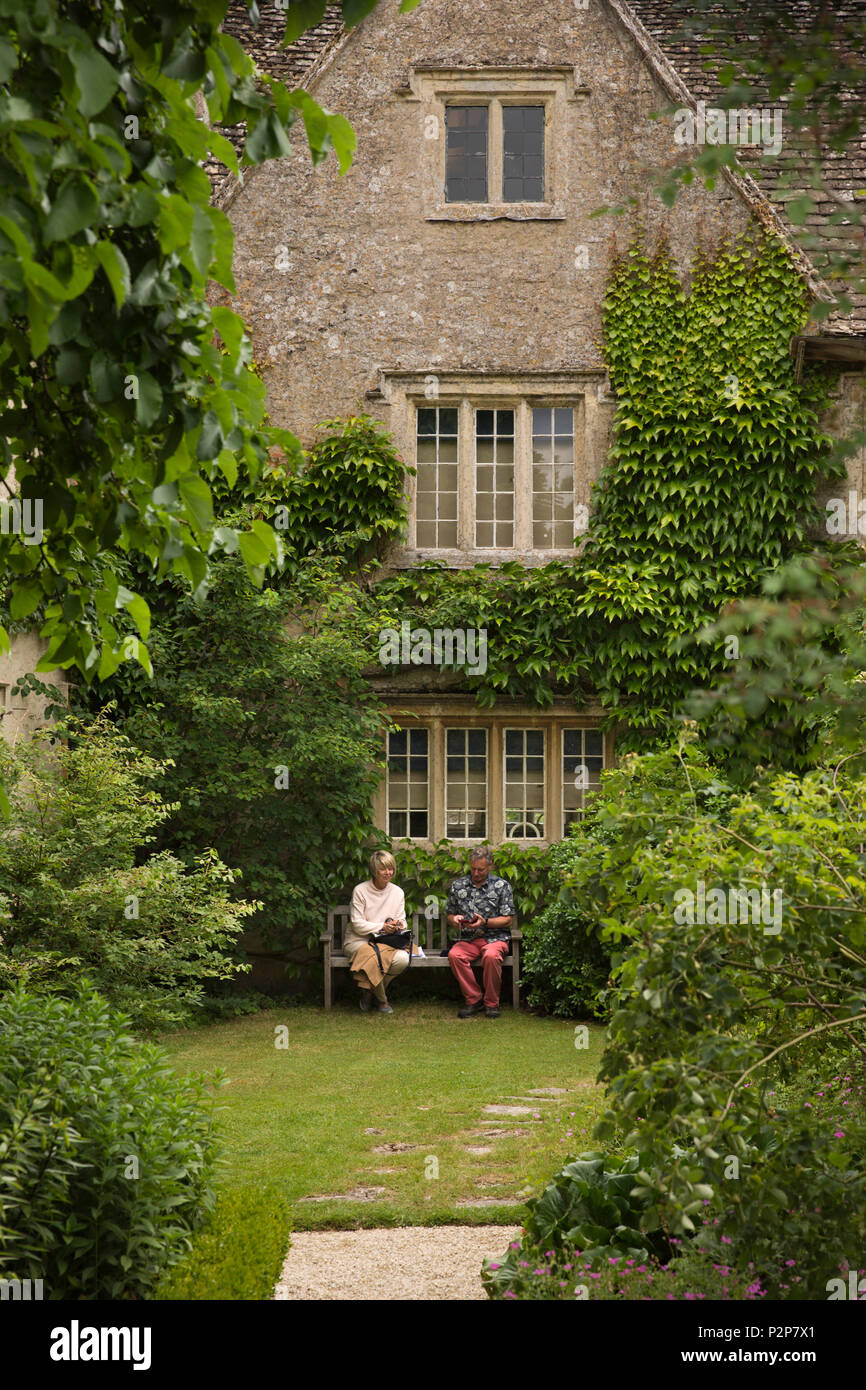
[[376, 1002, 393, 1014], [359, 992, 374, 1012], [458, 1001, 485, 1018], [485, 1006, 501, 1019]]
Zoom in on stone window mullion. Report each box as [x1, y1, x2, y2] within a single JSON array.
[[457, 397, 474, 550], [430, 718, 445, 842], [489, 99, 504, 202], [515, 400, 532, 549], [573, 394, 589, 539], [490, 722, 504, 844], [549, 720, 563, 841]]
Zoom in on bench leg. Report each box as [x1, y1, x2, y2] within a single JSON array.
[[512, 944, 520, 1011], [324, 950, 332, 1010]]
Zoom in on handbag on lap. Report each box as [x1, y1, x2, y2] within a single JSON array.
[[370, 924, 413, 972]]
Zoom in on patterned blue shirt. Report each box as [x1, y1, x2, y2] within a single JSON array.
[[446, 874, 515, 943]]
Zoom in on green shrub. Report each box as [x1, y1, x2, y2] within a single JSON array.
[[482, 1151, 672, 1299], [520, 897, 612, 1019], [482, 1241, 769, 1301], [0, 986, 222, 1299], [0, 713, 258, 1031], [155, 1184, 292, 1300]]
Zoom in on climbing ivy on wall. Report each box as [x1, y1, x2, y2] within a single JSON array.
[[375, 231, 843, 734]]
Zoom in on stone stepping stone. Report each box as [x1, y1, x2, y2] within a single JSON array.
[[456, 1196, 526, 1208], [464, 1145, 492, 1156], [482, 1104, 536, 1117], [526, 1087, 569, 1096], [364, 1127, 384, 1134], [475, 1127, 530, 1139], [297, 1185, 389, 1203], [371, 1141, 418, 1153]]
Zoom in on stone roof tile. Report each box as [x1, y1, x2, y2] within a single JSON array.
[[205, 1, 344, 202]]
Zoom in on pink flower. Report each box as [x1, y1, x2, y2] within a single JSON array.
[[489, 1264, 500, 1271]]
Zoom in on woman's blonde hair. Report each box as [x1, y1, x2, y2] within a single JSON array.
[[370, 849, 397, 876]]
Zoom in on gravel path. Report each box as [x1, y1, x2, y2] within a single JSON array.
[[273, 1225, 521, 1301]]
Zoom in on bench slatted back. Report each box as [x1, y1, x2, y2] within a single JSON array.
[[328, 906, 515, 956], [329, 906, 447, 955]]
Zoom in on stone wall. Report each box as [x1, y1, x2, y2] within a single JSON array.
[[815, 371, 866, 537], [0, 633, 69, 746], [222, 0, 752, 454]]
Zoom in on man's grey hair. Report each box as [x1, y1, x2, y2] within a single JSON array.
[[469, 847, 494, 866]]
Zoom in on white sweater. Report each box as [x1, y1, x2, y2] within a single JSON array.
[[345, 881, 407, 955]]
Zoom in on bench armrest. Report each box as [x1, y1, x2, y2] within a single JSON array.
[[509, 928, 523, 941]]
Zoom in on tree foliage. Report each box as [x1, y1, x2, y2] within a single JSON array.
[[0, 712, 257, 1029], [558, 731, 866, 1294], [0, 0, 407, 687], [75, 557, 391, 966]]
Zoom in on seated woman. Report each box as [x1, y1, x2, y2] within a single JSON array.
[[347, 851, 411, 1014]]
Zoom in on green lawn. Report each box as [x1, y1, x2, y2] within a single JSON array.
[[162, 1002, 605, 1231]]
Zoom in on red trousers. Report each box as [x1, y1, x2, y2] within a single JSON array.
[[449, 938, 509, 1007]]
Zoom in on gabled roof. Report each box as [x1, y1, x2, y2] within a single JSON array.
[[205, 1, 345, 202], [624, 1, 866, 336], [211, 0, 865, 336]]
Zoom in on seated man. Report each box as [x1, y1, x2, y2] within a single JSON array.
[[446, 847, 514, 1019]]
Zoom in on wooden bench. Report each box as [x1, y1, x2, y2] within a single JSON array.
[[321, 906, 522, 1010]]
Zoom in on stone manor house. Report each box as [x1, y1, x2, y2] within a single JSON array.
[[205, 0, 865, 852], [3, 0, 865, 854]]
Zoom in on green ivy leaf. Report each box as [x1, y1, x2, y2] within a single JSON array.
[[44, 176, 99, 244], [95, 241, 131, 309], [69, 42, 119, 119]]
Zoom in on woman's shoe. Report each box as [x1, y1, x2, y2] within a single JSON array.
[[376, 1002, 393, 1014]]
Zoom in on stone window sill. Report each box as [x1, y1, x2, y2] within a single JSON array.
[[395, 548, 584, 568], [427, 203, 565, 222]]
